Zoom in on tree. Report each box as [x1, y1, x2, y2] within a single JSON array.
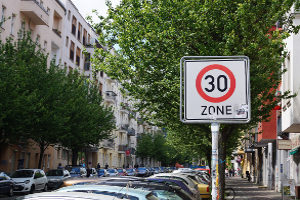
[[136, 133, 154, 161], [58, 70, 115, 165], [93, 1, 299, 199]]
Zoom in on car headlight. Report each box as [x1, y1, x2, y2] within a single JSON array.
[[24, 180, 30, 184]]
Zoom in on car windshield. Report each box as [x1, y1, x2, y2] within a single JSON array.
[[46, 170, 63, 176], [117, 169, 123, 173], [70, 168, 81, 174], [138, 167, 146, 170], [11, 170, 34, 178], [108, 169, 116, 173], [126, 169, 134, 172], [98, 169, 105, 173]]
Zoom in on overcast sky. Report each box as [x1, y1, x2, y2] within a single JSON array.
[[71, 0, 120, 23]]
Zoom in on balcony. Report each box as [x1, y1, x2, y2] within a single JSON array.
[[101, 139, 114, 149], [20, 0, 49, 26], [127, 128, 136, 136], [119, 124, 129, 132], [105, 91, 117, 103], [120, 103, 129, 113], [52, 29, 61, 38], [118, 145, 127, 152]]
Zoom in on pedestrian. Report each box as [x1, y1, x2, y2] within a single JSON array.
[[225, 168, 229, 177], [57, 163, 63, 169], [105, 163, 109, 169], [86, 167, 91, 178], [97, 163, 100, 169], [246, 171, 251, 182]]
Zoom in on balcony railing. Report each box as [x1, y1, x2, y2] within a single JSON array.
[[118, 145, 127, 152], [105, 91, 117, 102], [120, 124, 129, 131], [20, 0, 49, 25], [101, 139, 114, 149], [52, 29, 62, 38], [127, 128, 136, 136]]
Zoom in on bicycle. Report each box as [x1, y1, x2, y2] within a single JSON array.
[[224, 187, 236, 200]]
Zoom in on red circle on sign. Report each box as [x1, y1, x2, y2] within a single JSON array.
[[195, 64, 236, 103]]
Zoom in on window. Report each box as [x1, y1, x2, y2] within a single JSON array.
[[1, 5, 6, 25], [44, 40, 47, 49], [88, 34, 91, 44], [40, 0, 44, 9], [21, 21, 25, 30], [77, 23, 82, 41], [66, 36, 69, 47], [83, 29, 87, 45], [10, 13, 15, 35], [68, 10, 71, 20], [71, 16, 77, 35], [25, 153, 30, 168], [84, 53, 90, 71], [99, 83, 103, 96], [69, 41, 75, 61], [100, 71, 104, 77], [76, 47, 81, 66]]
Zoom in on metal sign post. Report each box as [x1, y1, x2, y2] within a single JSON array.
[[211, 122, 219, 200], [180, 56, 250, 200]]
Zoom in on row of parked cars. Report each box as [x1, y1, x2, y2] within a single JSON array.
[[0, 166, 210, 199]]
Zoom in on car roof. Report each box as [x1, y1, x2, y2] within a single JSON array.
[[97, 181, 172, 190], [16, 169, 40, 172], [57, 185, 154, 196], [16, 191, 125, 200]]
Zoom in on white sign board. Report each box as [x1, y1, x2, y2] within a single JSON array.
[[180, 56, 250, 124]]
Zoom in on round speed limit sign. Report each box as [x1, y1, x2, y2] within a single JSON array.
[[195, 64, 236, 103], [180, 56, 250, 124]]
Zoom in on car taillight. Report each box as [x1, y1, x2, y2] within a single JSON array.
[[207, 186, 210, 192]]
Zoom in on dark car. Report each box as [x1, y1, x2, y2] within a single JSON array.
[[96, 180, 195, 200], [126, 168, 136, 176], [136, 167, 149, 177], [147, 178, 196, 197], [46, 169, 70, 189], [67, 166, 87, 178], [0, 172, 15, 197], [96, 169, 108, 177]]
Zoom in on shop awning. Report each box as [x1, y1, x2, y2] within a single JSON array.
[[290, 147, 299, 155]]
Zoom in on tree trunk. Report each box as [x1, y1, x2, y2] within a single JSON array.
[[38, 142, 47, 169], [72, 149, 79, 165]]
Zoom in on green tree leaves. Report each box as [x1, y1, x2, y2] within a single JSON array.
[[0, 32, 115, 167]]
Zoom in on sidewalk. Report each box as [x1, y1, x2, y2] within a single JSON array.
[[225, 177, 282, 200]]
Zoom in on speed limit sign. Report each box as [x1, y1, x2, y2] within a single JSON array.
[[180, 56, 250, 124]]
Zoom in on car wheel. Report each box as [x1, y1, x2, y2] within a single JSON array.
[[8, 186, 14, 197], [43, 184, 48, 192], [30, 185, 35, 194]]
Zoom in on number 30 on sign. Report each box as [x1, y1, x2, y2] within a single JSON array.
[[180, 56, 250, 124]]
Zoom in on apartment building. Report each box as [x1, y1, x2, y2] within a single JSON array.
[[0, 0, 161, 173], [0, 0, 68, 173]]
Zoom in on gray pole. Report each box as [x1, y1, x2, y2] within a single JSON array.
[[211, 122, 219, 200]]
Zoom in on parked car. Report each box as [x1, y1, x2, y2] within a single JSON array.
[[46, 169, 70, 189], [116, 168, 127, 176], [148, 178, 198, 198], [97, 179, 196, 200], [125, 168, 136, 176], [148, 168, 155, 175], [136, 167, 150, 177], [0, 172, 15, 196], [68, 166, 87, 177], [11, 169, 48, 194], [106, 168, 119, 176], [150, 173, 201, 199], [89, 168, 98, 177], [97, 169, 109, 177], [56, 185, 159, 200], [61, 177, 100, 188], [15, 191, 125, 200]]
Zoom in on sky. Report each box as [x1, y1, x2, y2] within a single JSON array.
[[71, 0, 120, 23]]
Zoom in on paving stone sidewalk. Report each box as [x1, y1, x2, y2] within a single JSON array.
[[226, 176, 282, 200]]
